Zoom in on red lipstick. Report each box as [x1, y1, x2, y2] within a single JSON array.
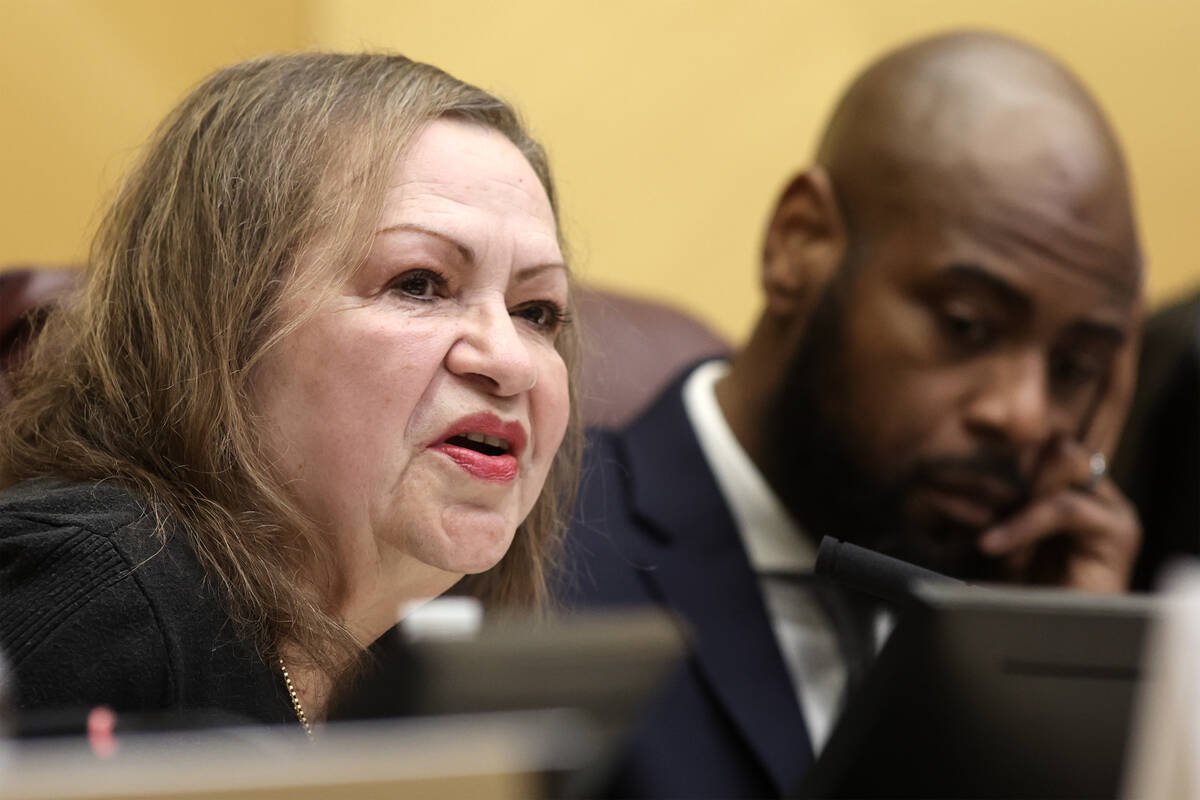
[[430, 412, 527, 483]]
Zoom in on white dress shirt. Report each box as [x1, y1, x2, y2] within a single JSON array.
[[681, 360, 847, 752]]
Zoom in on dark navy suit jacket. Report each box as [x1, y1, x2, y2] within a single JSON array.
[[560, 368, 813, 798]]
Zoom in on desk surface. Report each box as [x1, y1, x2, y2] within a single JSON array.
[[0, 710, 597, 800]]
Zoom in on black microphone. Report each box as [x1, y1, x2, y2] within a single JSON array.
[[814, 536, 964, 607]]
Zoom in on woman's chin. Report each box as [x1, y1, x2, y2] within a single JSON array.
[[427, 507, 517, 574]]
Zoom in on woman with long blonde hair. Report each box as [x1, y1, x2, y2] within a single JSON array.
[[0, 52, 579, 731]]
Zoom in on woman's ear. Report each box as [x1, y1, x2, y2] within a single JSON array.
[[761, 166, 847, 319]]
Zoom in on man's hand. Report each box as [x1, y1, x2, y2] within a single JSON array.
[[977, 438, 1140, 591]]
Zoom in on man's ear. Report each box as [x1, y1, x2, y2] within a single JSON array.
[[761, 166, 847, 318]]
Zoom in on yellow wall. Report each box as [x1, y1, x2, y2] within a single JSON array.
[[0, 0, 305, 264], [3, 1, 1199, 342]]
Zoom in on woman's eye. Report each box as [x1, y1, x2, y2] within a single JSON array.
[[513, 301, 570, 334], [389, 270, 445, 301]]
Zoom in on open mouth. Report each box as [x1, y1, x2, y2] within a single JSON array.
[[431, 412, 525, 483], [443, 433, 512, 457]]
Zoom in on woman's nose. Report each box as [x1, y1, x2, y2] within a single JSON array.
[[445, 300, 537, 396]]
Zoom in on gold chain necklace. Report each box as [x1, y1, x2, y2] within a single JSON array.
[[278, 657, 314, 738]]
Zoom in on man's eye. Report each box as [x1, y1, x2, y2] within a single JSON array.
[[939, 310, 993, 350], [389, 270, 445, 301], [1050, 351, 1105, 389], [512, 301, 570, 333]]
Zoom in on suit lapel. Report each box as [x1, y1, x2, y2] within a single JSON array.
[[615, 370, 813, 794]]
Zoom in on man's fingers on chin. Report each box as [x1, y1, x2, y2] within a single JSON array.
[[978, 492, 1106, 555], [978, 505, 1056, 554]]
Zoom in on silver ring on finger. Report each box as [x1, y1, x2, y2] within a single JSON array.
[[1082, 452, 1107, 492]]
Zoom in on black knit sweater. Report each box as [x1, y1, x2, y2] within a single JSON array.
[[0, 479, 293, 729]]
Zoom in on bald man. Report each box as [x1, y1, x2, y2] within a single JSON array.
[[562, 31, 1143, 799]]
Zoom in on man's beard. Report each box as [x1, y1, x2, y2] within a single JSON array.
[[761, 282, 1024, 580]]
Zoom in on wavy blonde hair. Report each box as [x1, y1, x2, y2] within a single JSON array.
[[0, 53, 581, 674]]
